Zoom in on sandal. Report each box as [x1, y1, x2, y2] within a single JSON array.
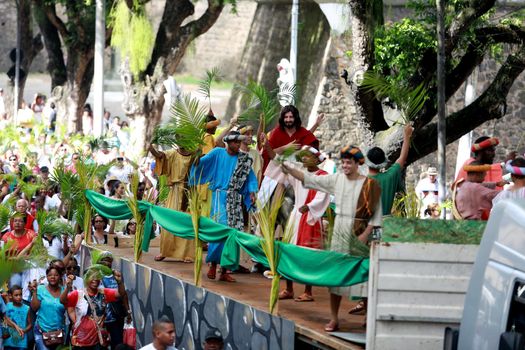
[[278, 290, 294, 300], [183, 258, 193, 263], [154, 255, 166, 262], [324, 320, 339, 332], [294, 293, 314, 302], [207, 265, 217, 280], [348, 299, 367, 315], [218, 273, 236, 282]]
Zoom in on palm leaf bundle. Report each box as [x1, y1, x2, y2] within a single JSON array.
[[50, 165, 82, 227], [125, 171, 145, 262], [198, 67, 223, 108], [361, 71, 428, 123], [0, 203, 11, 230], [253, 191, 287, 314], [0, 242, 28, 286], [186, 183, 203, 286], [84, 263, 114, 281], [234, 80, 281, 131], [152, 94, 207, 153], [391, 188, 423, 218], [273, 146, 299, 165], [156, 175, 170, 205]]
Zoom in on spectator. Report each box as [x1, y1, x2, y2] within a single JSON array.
[[203, 329, 224, 350], [62, 267, 125, 349], [30, 265, 66, 350], [96, 251, 131, 348], [4, 285, 32, 350], [10, 199, 39, 232], [2, 214, 37, 286], [139, 316, 177, 350]]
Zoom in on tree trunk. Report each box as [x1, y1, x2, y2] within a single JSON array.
[[348, 0, 388, 132], [121, 60, 166, 158], [66, 48, 94, 134]]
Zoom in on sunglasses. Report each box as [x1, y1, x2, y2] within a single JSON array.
[[9, 158, 17, 161], [117, 157, 124, 161]]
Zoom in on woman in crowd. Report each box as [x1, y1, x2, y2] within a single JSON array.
[[30, 265, 66, 350], [61, 266, 125, 349], [2, 214, 37, 286]]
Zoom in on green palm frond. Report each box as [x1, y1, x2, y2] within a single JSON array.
[[0, 242, 28, 286], [391, 189, 422, 218], [0, 203, 12, 230], [126, 171, 146, 261], [234, 80, 280, 130], [157, 175, 170, 204], [152, 94, 207, 152], [84, 263, 114, 280], [37, 210, 75, 238], [361, 71, 428, 123], [20, 182, 41, 202], [277, 82, 297, 107], [198, 67, 223, 107]]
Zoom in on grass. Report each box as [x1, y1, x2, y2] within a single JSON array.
[[174, 74, 234, 90]]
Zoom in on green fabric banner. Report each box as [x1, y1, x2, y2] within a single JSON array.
[[85, 190, 369, 287]]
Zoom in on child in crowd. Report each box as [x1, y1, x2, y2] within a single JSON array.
[[4, 285, 31, 350]]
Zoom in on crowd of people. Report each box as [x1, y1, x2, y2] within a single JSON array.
[[1, 96, 524, 349]]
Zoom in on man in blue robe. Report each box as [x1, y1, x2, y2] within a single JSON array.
[[190, 131, 258, 282]]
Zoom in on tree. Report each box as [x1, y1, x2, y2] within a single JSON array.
[[114, 0, 232, 156], [347, 0, 525, 165], [4, 0, 43, 117], [32, 0, 108, 133]]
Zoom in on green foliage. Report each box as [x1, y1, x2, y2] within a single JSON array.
[[391, 189, 423, 218], [198, 67, 223, 108], [374, 18, 436, 85], [152, 94, 207, 152], [109, 0, 154, 76], [234, 80, 281, 131], [0, 242, 28, 286], [361, 71, 428, 123]]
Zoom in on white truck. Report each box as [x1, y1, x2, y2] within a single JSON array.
[[365, 199, 525, 350]]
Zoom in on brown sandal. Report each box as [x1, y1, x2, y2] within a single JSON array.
[[218, 273, 236, 282], [348, 299, 367, 315], [207, 265, 217, 280], [278, 290, 294, 300], [294, 293, 314, 302], [154, 255, 166, 262]]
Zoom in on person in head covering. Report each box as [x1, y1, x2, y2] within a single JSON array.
[[452, 161, 506, 220], [367, 124, 413, 216], [415, 166, 446, 218], [203, 329, 223, 350], [455, 136, 504, 189], [238, 124, 263, 185], [189, 131, 258, 283], [203, 110, 220, 155], [149, 140, 195, 263], [263, 143, 330, 302], [492, 157, 525, 205], [282, 144, 382, 332]]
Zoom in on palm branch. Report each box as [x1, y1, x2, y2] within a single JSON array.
[[186, 183, 203, 286], [197, 67, 223, 108], [152, 94, 207, 152], [0, 203, 12, 230], [361, 71, 428, 123], [126, 171, 145, 261], [84, 263, 114, 281], [157, 175, 170, 205], [0, 242, 28, 286], [234, 80, 281, 131], [253, 191, 286, 314]]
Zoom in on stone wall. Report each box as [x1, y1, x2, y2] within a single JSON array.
[[80, 247, 295, 350], [178, 2, 258, 80], [310, 6, 525, 188], [225, 0, 331, 128]]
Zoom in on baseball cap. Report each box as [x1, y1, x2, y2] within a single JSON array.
[[205, 329, 223, 342]]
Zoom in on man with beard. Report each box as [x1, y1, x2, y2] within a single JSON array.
[[261, 105, 320, 172], [190, 131, 258, 282]]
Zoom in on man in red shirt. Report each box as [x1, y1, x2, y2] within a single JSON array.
[[9, 199, 38, 232], [261, 105, 319, 172]]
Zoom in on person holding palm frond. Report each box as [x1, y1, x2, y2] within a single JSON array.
[[149, 144, 195, 263], [189, 131, 258, 282], [264, 142, 330, 302], [282, 146, 382, 332]]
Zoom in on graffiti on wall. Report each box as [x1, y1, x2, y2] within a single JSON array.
[[82, 247, 295, 350]]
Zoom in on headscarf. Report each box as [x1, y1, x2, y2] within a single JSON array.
[[95, 250, 113, 264], [238, 125, 253, 135], [340, 145, 365, 165], [471, 137, 499, 152], [505, 159, 525, 176], [224, 131, 247, 142], [300, 145, 326, 162]]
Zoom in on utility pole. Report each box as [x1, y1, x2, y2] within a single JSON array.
[[290, 0, 299, 83], [436, 0, 447, 218], [93, 0, 105, 137], [14, 0, 21, 126]]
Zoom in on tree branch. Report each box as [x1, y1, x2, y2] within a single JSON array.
[[37, 0, 69, 39], [405, 42, 525, 165]]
